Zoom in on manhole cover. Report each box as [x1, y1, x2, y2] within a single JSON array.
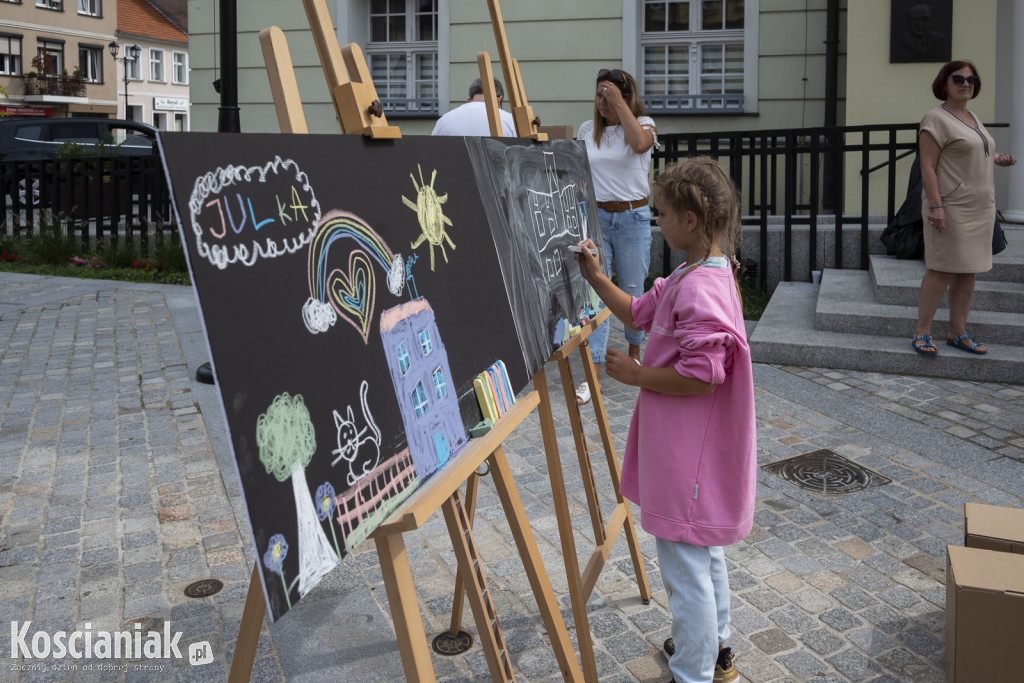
[[432, 630, 473, 655], [184, 579, 224, 598], [763, 449, 891, 494]]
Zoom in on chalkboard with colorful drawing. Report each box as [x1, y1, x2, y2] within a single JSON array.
[[160, 132, 600, 620]]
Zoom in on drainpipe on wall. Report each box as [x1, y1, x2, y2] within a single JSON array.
[[217, 0, 240, 134], [823, 0, 841, 212]]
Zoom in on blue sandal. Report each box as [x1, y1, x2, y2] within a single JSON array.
[[912, 334, 938, 356], [947, 333, 987, 355]]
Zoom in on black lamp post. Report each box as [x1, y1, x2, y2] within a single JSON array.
[[108, 41, 141, 120]]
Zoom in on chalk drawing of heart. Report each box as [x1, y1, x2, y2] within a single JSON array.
[[327, 249, 375, 344]]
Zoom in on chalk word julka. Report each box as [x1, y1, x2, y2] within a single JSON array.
[[187, 156, 322, 269]]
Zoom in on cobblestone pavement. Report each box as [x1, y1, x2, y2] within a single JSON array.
[[1, 272, 1022, 682]]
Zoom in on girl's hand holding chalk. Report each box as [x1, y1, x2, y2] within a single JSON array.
[[568, 244, 598, 256]]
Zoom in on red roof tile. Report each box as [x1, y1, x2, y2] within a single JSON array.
[[118, 0, 188, 44]]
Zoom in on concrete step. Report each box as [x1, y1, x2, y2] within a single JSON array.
[[870, 255, 1024, 312], [815, 269, 1024, 345], [750, 281, 1024, 384]]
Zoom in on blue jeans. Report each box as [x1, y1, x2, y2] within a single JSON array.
[[657, 538, 731, 683], [588, 205, 652, 364]]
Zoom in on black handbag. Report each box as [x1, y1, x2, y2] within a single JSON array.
[[881, 155, 925, 259], [993, 210, 1008, 255]]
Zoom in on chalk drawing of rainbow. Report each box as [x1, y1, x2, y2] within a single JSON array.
[[302, 210, 408, 340]]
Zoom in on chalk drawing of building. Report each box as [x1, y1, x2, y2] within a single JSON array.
[[380, 299, 467, 478], [527, 151, 582, 281]]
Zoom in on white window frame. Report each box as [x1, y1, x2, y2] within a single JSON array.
[[77, 44, 102, 82], [363, 0, 439, 117], [125, 46, 141, 80], [171, 51, 187, 84], [77, 0, 99, 17], [149, 48, 164, 82], [35, 0, 62, 10], [0, 35, 22, 76], [152, 111, 168, 130], [36, 39, 63, 74], [432, 367, 447, 399], [627, 0, 759, 115]]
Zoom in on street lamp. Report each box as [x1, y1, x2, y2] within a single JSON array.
[[108, 41, 141, 120]]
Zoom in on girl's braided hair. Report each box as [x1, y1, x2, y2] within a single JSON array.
[[652, 157, 742, 264]]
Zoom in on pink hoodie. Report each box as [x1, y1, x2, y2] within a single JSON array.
[[621, 264, 757, 547]]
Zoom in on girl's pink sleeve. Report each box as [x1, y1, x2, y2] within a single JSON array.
[[629, 276, 667, 331], [672, 324, 735, 385]]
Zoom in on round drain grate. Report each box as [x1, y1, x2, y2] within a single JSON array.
[[184, 578, 224, 598], [432, 630, 473, 656], [763, 449, 890, 495]]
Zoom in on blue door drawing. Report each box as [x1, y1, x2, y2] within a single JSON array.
[[433, 432, 450, 467]]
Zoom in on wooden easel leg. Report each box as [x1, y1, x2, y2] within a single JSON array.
[[441, 490, 514, 682], [578, 345, 652, 603], [228, 565, 266, 683], [533, 367, 600, 682], [447, 472, 480, 634], [488, 445, 585, 682], [558, 351, 607, 544], [375, 533, 436, 683]]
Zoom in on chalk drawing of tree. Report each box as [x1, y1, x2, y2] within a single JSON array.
[[256, 393, 339, 598], [316, 481, 342, 559], [263, 534, 293, 610]]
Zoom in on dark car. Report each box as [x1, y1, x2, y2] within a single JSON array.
[[1, 118, 159, 208], [0, 117, 158, 161]]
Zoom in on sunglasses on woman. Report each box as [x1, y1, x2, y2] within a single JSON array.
[[951, 74, 980, 86], [597, 68, 626, 84]]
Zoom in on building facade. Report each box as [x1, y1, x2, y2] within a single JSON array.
[[114, 0, 189, 130], [0, 0, 119, 117], [187, 1, 1018, 214]]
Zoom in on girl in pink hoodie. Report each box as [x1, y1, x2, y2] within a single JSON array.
[[575, 157, 756, 683]]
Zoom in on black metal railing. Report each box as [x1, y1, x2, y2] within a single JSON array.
[[652, 122, 933, 290], [1, 155, 176, 254]]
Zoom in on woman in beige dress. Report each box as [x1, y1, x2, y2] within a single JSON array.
[[912, 61, 1016, 356]]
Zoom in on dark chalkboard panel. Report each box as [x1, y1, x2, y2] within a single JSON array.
[[160, 132, 600, 620]]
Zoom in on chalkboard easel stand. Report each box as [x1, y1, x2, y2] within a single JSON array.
[[480, 3, 653, 681], [229, 3, 584, 682]]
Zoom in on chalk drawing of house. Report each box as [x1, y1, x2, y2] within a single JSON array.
[[527, 150, 582, 281], [380, 299, 467, 479]]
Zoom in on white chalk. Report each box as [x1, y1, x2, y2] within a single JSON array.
[[568, 245, 598, 256]]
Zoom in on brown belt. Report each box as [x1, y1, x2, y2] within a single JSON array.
[[596, 198, 648, 212]]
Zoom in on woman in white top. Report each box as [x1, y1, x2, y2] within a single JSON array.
[[576, 68, 658, 404]]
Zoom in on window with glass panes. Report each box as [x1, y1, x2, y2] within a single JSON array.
[[36, 39, 63, 74], [149, 48, 164, 82], [0, 35, 21, 76], [172, 52, 187, 84], [641, 0, 745, 113], [78, 45, 102, 82], [364, 0, 438, 116], [77, 0, 100, 16], [126, 46, 140, 80]]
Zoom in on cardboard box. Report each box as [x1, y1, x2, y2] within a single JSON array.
[[964, 502, 1024, 554], [946, 545, 1024, 681]]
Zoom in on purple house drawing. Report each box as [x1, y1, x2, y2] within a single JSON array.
[[379, 299, 467, 479]]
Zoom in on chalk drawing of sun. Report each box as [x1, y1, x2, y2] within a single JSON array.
[[403, 164, 454, 271]]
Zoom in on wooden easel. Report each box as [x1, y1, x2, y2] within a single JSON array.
[[477, 3, 653, 681], [228, 2, 584, 681]]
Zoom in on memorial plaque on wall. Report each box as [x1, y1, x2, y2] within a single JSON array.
[[890, 0, 952, 63], [160, 132, 600, 620]]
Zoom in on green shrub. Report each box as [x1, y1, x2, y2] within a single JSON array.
[[98, 237, 139, 269], [25, 213, 80, 265]]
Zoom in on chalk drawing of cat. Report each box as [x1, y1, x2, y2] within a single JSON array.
[[331, 380, 382, 486]]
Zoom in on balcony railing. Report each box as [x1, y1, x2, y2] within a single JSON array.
[[22, 73, 87, 98]]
